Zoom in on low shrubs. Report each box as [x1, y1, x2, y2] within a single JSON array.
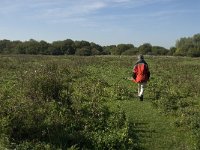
[[147, 58, 200, 149], [0, 61, 134, 149]]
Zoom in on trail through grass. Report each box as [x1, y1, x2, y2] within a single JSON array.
[[110, 99, 196, 150], [1, 55, 199, 149]]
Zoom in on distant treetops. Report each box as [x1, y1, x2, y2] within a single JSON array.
[[0, 33, 200, 57]]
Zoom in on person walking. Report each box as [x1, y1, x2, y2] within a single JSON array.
[[132, 55, 150, 101]]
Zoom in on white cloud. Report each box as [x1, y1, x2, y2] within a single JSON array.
[[0, 0, 161, 16], [0, 0, 197, 25], [31, 1, 107, 21]]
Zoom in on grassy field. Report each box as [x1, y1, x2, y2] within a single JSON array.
[[0, 55, 200, 149]]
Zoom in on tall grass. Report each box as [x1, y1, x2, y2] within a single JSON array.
[[0, 55, 134, 149], [0, 55, 200, 149]]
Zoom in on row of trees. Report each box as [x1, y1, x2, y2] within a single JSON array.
[[105, 43, 171, 55], [175, 33, 200, 57], [0, 39, 171, 56], [0, 33, 200, 56], [0, 39, 106, 55]]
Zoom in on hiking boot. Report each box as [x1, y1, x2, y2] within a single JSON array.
[[139, 95, 143, 101]]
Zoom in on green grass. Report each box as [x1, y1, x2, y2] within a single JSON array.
[[0, 55, 200, 149], [114, 99, 196, 150]]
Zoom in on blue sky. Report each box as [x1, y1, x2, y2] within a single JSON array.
[[0, 0, 200, 48]]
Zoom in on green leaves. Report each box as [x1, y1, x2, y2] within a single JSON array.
[[0, 56, 134, 149]]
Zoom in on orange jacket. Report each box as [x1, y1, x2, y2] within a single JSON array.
[[132, 59, 150, 83]]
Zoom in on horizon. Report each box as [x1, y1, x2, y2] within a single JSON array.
[[1, 0, 200, 49]]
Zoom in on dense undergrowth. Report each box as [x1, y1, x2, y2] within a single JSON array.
[[0, 55, 200, 149], [147, 57, 200, 149], [0, 55, 135, 149]]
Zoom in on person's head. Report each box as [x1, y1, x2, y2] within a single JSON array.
[[137, 54, 144, 60]]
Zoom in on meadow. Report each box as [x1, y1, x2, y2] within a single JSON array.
[[0, 55, 200, 150]]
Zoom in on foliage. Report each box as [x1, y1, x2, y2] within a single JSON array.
[[0, 56, 134, 149], [175, 33, 200, 57], [121, 48, 139, 55], [75, 48, 92, 56], [151, 46, 168, 55], [147, 57, 200, 149], [113, 44, 134, 55], [138, 43, 152, 54], [2, 33, 200, 57], [0, 39, 169, 56], [169, 47, 176, 55], [1, 55, 200, 149]]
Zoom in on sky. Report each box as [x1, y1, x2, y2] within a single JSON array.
[[0, 0, 200, 49]]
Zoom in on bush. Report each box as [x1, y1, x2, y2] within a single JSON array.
[[23, 62, 72, 103], [0, 61, 134, 149], [121, 48, 138, 55], [75, 48, 92, 56]]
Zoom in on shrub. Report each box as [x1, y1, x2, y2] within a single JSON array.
[[0, 61, 134, 149], [23, 62, 72, 103]]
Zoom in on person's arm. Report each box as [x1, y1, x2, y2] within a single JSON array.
[[132, 65, 137, 79], [132, 72, 136, 79], [146, 65, 150, 79]]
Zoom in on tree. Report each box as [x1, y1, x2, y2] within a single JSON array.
[[11, 41, 22, 54], [63, 39, 75, 55], [169, 47, 176, 55], [152, 46, 168, 55], [75, 48, 92, 56], [74, 40, 90, 49], [175, 37, 193, 56], [39, 40, 50, 55], [23, 39, 41, 54], [193, 34, 200, 50], [50, 41, 64, 55], [103, 45, 116, 55], [187, 47, 200, 57], [0, 39, 12, 53], [16, 43, 25, 54], [121, 48, 138, 55], [138, 43, 152, 54], [91, 48, 100, 55], [112, 44, 134, 55], [175, 33, 200, 57], [90, 42, 103, 54]]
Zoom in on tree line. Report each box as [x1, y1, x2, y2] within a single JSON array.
[[0, 33, 200, 56], [175, 33, 200, 57]]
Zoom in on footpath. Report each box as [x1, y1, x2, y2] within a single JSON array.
[[116, 99, 195, 150]]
